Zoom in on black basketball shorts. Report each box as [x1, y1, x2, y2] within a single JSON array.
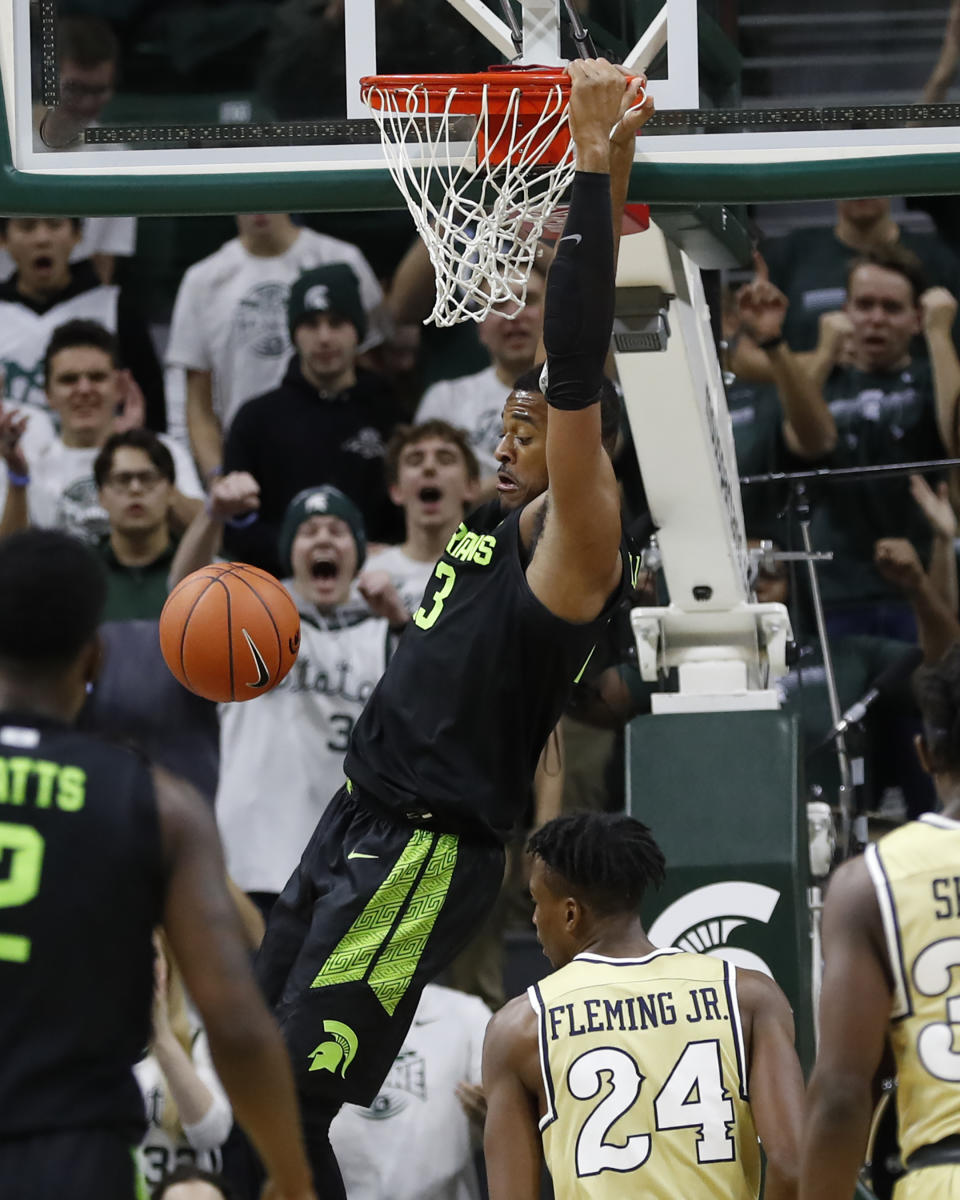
[[256, 782, 505, 1108], [0, 1128, 146, 1200]]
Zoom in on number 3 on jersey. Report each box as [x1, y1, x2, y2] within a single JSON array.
[[0, 821, 45, 963], [414, 562, 457, 630], [571, 1040, 735, 1178]]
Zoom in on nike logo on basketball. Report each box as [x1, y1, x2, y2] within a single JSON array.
[[558, 233, 582, 246], [347, 850, 379, 860], [242, 628, 271, 689]]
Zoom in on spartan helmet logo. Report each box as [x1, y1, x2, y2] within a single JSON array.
[[305, 492, 329, 514], [647, 881, 781, 978], [304, 284, 331, 312], [308, 1020, 359, 1078]]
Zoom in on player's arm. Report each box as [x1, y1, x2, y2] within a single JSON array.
[[154, 766, 316, 1200], [737, 968, 804, 1200], [800, 856, 893, 1200], [524, 61, 630, 623], [482, 998, 543, 1200]]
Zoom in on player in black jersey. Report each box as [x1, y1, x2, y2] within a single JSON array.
[[256, 59, 655, 1192], [0, 530, 315, 1200]]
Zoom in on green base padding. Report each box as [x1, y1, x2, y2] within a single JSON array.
[[628, 709, 815, 1071]]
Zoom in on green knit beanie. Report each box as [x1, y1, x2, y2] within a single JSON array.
[[287, 263, 367, 343], [278, 486, 367, 574]]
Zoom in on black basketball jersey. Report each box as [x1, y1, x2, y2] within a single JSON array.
[[346, 507, 626, 839], [0, 713, 164, 1140]]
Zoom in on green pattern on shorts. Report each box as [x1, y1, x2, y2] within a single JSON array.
[[310, 829, 458, 1014], [369, 834, 458, 1013]]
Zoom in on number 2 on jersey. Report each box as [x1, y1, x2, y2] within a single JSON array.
[[413, 561, 457, 630], [571, 1040, 735, 1178], [0, 821, 45, 963]]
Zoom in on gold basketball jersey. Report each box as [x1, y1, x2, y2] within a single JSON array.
[[529, 948, 761, 1200], [867, 814, 960, 1163]]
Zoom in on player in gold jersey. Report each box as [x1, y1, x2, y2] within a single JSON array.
[[803, 642, 960, 1200], [482, 812, 804, 1200]]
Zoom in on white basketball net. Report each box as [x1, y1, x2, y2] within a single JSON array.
[[363, 79, 577, 327]]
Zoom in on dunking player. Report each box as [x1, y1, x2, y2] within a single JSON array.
[[254, 60, 653, 1190], [482, 813, 805, 1200], [802, 641, 960, 1200], [0, 530, 315, 1200]]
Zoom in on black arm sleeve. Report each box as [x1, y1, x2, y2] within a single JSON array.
[[542, 170, 615, 410]]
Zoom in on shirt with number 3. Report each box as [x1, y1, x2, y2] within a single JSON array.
[[216, 599, 391, 894]]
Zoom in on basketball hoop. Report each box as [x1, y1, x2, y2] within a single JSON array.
[[361, 67, 579, 327]]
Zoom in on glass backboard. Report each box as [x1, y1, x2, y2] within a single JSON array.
[[2, 0, 960, 214]]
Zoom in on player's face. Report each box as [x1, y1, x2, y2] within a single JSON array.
[[846, 264, 921, 371], [295, 313, 359, 390], [2, 218, 79, 293], [530, 857, 575, 969], [98, 446, 172, 535], [46, 345, 119, 443], [290, 514, 358, 610], [59, 56, 115, 122], [478, 270, 545, 373], [390, 436, 478, 529], [495, 390, 549, 511]]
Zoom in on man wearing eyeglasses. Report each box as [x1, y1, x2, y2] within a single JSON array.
[[90, 429, 193, 622]]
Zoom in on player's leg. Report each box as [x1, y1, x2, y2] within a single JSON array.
[[255, 783, 354, 1009], [271, 789, 504, 1112]]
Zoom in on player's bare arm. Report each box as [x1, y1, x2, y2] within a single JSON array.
[[482, 995, 545, 1200], [737, 967, 804, 1200], [800, 857, 893, 1200], [523, 60, 629, 624], [154, 764, 316, 1200]]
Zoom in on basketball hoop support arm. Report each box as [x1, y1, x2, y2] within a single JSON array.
[[613, 222, 792, 714]]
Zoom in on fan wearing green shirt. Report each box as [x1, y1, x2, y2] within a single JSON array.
[[92, 428, 181, 622]]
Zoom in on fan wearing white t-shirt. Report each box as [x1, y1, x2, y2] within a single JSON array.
[[0, 319, 202, 543], [357, 419, 480, 617], [169, 482, 410, 913], [330, 983, 491, 1200], [0, 218, 137, 286], [415, 262, 545, 489], [166, 213, 387, 482]]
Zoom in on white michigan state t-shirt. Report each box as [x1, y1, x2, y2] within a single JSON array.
[[166, 228, 385, 433], [362, 544, 436, 617], [215, 601, 392, 894], [330, 983, 490, 1200]]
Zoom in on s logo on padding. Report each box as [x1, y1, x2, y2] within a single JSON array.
[[648, 881, 781, 977]]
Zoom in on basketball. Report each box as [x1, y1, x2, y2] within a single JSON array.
[[159, 563, 301, 703]]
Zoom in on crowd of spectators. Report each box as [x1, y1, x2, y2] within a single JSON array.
[[3, 183, 960, 1191]]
